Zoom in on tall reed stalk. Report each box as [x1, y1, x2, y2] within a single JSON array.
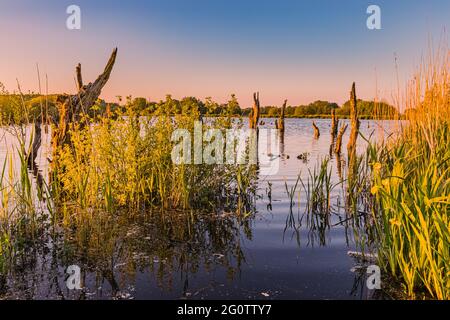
[[369, 45, 449, 299]]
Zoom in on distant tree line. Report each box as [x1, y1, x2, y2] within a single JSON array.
[[117, 95, 399, 119], [0, 85, 400, 125]]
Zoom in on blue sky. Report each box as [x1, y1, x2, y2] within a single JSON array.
[[0, 0, 448, 106]]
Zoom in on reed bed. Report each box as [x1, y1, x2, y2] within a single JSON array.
[[0, 43, 448, 300], [368, 47, 449, 299], [0, 97, 258, 280], [51, 104, 256, 214]]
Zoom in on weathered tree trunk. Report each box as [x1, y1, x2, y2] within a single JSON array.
[[330, 109, 338, 139], [334, 124, 348, 155], [249, 92, 260, 129], [312, 121, 320, 139], [276, 99, 287, 133], [28, 120, 42, 169], [51, 48, 118, 167]]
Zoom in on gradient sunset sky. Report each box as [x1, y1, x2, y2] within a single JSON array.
[[0, 0, 448, 107]]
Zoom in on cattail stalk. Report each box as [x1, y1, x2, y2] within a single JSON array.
[[347, 83, 359, 163]]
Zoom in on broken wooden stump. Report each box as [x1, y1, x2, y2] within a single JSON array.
[[27, 120, 42, 169], [334, 124, 348, 155], [312, 121, 320, 139], [249, 92, 260, 129], [11, 50, 117, 179], [330, 109, 338, 139], [51, 48, 118, 169], [275, 99, 287, 133]]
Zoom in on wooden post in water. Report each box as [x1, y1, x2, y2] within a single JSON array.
[[27, 120, 42, 169], [276, 99, 287, 133], [249, 92, 260, 129], [330, 109, 338, 139], [312, 121, 320, 139], [334, 124, 348, 154]]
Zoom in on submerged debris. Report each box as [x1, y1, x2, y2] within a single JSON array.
[[296, 152, 310, 162], [347, 251, 378, 262]]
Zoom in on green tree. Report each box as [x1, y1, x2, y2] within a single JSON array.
[[226, 94, 241, 115]]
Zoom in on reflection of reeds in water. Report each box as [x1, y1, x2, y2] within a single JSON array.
[[300, 157, 333, 215], [1, 206, 252, 299], [1, 103, 259, 288], [284, 175, 300, 212], [279, 157, 335, 247], [305, 205, 329, 247], [0, 145, 49, 275], [282, 175, 301, 246]]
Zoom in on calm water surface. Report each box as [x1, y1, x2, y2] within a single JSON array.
[[0, 118, 401, 300]]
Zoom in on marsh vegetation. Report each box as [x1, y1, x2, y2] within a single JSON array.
[[0, 46, 448, 300]]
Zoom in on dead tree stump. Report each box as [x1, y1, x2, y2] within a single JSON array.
[[330, 109, 338, 139], [312, 121, 320, 139], [28, 120, 42, 169], [249, 92, 260, 129], [51, 48, 118, 168], [334, 124, 348, 154], [276, 99, 287, 133]]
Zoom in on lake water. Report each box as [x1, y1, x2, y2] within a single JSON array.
[[0, 118, 401, 300]]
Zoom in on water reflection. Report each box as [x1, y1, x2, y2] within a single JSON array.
[[0, 209, 254, 299], [0, 119, 401, 299]]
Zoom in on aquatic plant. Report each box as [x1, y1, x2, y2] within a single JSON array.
[[347, 83, 360, 166], [52, 106, 256, 213], [369, 47, 449, 299], [300, 157, 334, 215]]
